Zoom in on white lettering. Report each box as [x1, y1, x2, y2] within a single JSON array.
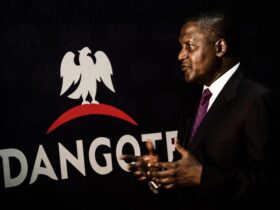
[[89, 137, 112, 175], [116, 135, 141, 171], [0, 131, 178, 188], [0, 148, 28, 188], [165, 131, 178, 161], [29, 145, 58, 184], [59, 140, 86, 179], [141, 132, 162, 148]]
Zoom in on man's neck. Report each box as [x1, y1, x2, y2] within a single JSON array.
[[205, 57, 240, 87]]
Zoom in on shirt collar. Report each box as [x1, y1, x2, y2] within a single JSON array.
[[204, 62, 240, 94], [203, 62, 240, 111]]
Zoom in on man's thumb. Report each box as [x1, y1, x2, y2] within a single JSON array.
[[146, 140, 156, 155], [175, 140, 188, 158]]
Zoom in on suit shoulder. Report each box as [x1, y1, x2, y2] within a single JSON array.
[[240, 77, 279, 112], [241, 77, 275, 98]]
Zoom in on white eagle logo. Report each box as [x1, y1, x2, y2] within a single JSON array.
[[60, 47, 115, 104]]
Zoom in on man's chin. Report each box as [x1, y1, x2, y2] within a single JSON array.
[[184, 72, 195, 83]]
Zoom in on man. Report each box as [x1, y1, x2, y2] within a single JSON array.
[[120, 10, 279, 210]]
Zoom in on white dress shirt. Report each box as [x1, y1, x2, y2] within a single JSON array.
[[204, 62, 240, 111]]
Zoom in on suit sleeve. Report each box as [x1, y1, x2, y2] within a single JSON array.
[[198, 91, 280, 208]]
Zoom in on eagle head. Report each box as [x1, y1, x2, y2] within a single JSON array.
[[78, 47, 91, 55]]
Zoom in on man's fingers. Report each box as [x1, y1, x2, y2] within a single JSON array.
[[158, 176, 175, 185], [120, 154, 145, 165], [146, 140, 156, 156], [150, 169, 173, 178], [119, 155, 145, 172], [163, 183, 176, 190], [119, 154, 138, 162], [148, 161, 174, 169], [127, 162, 138, 171], [134, 171, 148, 181], [134, 170, 145, 176], [138, 176, 148, 181]]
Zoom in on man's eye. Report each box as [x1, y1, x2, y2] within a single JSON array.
[[187, 44, 195, 50]]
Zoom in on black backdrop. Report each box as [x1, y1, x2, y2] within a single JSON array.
[[1, 0, 279, 209]]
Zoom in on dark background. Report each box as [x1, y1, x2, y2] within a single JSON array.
[[0, 0, 279, 209]]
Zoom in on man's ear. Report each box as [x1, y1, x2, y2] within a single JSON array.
[[215, 39, 227, 57]]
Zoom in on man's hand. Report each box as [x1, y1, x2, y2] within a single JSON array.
[[119, 140, 159, 181], [148, 141, 202, 189]]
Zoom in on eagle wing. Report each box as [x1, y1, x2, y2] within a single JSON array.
[[60, 51, 82, 95], [94, 51, 115, 93]]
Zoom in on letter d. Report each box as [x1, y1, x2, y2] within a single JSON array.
[[0, 149, 28, 188]]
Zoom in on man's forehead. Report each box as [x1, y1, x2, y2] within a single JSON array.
[[181, 21, 202, 35], [179, 22, 205, 42]]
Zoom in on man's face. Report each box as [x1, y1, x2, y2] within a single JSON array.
[[178, 21, 218, 85]]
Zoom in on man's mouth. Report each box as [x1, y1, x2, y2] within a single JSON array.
[[181, 64, 191, 71]]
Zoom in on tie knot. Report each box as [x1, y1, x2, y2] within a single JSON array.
[[201, 88, 212, 105]]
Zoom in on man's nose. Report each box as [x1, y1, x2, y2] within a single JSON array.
[[178, 49, 187, 61]]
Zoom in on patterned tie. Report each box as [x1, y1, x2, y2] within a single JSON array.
[[189, 88, 212, 143]]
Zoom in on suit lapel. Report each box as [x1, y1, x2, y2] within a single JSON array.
[[188, 69, 244, 152]]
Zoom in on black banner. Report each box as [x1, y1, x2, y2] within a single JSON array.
[[1, 0, 279, 209]]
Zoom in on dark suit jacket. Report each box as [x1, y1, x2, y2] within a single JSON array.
[[175, 68, 280, 210]]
